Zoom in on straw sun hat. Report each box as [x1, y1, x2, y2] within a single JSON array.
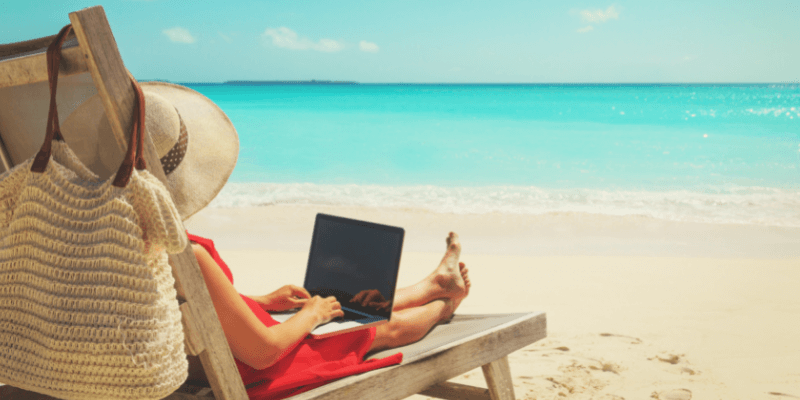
[[62, 81, 238, 220]]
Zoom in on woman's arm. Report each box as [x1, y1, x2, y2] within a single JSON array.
[[190, 244, 343, 370]]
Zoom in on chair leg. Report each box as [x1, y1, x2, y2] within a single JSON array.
[[481, 356, 516, 400]]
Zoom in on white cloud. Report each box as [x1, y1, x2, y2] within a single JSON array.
[[316, 38, 344, 52], [359, 40, 380, 53], [163, 27, 196, 44], [580, 5, 619, 23], [263, 27, 343, 52], [577, 26, 594, 33]]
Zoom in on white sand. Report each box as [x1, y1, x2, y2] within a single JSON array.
[[185, 205, 800, 400]]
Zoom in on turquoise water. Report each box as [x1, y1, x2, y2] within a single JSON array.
[[186, 84, 800, 226]]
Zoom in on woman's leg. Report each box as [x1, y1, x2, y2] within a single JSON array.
[[369, 299, 454, 352], [391, 232, 470, 311], [369, 232, 471, 352]]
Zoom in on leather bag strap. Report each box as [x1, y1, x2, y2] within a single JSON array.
[[112, 74, 147, 187], [30, 24, 72, 173], [31, 24, 147, 188]]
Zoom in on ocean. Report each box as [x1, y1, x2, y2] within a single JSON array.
[[184, 83, 800, 227]]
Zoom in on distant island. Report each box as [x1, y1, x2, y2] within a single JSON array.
[[144, 79, 360, 86], [226, 80, 358, 85]]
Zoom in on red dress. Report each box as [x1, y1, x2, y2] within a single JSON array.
[[187, 233, 402, 400]]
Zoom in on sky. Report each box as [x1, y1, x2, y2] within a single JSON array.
[[2, 0, 799, 83]]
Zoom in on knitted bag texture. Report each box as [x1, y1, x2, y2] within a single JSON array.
[[0, 25, 188, 399], [0, 143, 189, 399]]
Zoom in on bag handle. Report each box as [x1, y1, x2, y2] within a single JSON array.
[[113, 72, 147, 187], [31, 24, 147, 188], [30, 24, 72, 171]]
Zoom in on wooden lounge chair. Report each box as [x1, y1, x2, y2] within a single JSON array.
[[0, 6, 547, 400]]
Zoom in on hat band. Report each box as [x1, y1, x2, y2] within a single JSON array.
[[159, 111, 188, 175]]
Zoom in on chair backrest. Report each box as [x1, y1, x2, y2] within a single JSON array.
[[0, 5, 249, 399], [0, 32, 95, 172]]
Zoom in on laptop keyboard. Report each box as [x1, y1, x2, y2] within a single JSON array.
[[344, 308, 369, 320]]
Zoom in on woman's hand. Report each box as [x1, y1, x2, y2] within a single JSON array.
[[254, 285, 311, 312], [299, 295, 345, 328]]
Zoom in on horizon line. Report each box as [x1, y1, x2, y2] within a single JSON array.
[[141, 79, 799, 86]]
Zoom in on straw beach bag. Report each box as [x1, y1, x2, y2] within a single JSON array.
[[0, 25, 188, 399]]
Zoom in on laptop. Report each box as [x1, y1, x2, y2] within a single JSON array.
[[269, 213, 405, 338]]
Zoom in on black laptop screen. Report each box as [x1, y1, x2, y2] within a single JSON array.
[[304, 214, 404, 319]]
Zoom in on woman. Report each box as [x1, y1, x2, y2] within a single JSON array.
[[186, 231, 470, 399]]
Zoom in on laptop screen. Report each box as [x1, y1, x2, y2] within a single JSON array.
[[304, 214, 404, 320]]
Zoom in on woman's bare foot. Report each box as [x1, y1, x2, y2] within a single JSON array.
[[429, 232, 466, 299], [459, 262, 471, 296], [427, 233, 470, 321], [391, 232, 471, 314], [443, 262, 471, 319]]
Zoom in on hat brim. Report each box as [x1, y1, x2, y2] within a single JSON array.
[[139, 82, 238, 220]]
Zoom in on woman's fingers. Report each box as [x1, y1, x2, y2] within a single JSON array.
[[291, 297, 308, 307], [290, 285, 311, 299], [328, 297, 341, 309], [327, 297, 343, 319]]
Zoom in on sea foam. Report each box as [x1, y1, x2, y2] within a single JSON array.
[[209, 183, 800, 228]]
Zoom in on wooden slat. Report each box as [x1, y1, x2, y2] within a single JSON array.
[[181, 302, 206, 356], [0, 132, 13, 172], [67, 6, 248, 400], [419, 381, 491, 400], [0, 45, 87, 89], [137, 94, 248, 396], [481, 356, 515, 400], [289, 312, 546, 400], [68, 7, 133, 152], [169, 247, 249, 400], [0, 32, 75, 58]]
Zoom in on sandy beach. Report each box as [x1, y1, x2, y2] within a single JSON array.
[[184, 204, 800, 400]]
